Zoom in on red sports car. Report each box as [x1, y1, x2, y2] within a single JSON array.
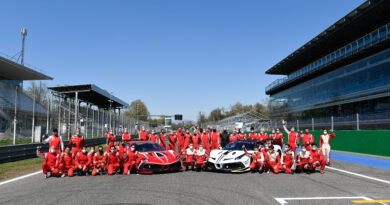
[[129, 141, 183, 174]]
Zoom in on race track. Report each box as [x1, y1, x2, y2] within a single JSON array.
[[0, 158, 389, 205]]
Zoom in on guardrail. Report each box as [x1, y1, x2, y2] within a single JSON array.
[[0, 138, 106, 164], [0, 134, 143, 164]]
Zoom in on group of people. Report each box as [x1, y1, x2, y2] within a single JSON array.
[[37, 120, 335, 178]]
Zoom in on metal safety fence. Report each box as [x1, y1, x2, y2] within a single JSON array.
[[0, 81, 149, 145]]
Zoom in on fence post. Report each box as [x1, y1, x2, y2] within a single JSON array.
[[13, 85, 18, 145], [331, 116, 334, 131], [92, 107, 95, 138], [297, 120, 299, 131], [58, 96, 61, 135], [357, 113, 360, 130], [68, 99, 71, 140], [86, 103, 89, 139], [311, 118, 314, 131], [31, 91, 35, 143], [74, 92, 78, 131]]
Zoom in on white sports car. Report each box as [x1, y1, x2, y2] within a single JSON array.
[[206, 140, 257, 173], [206, 140, 283, 173]]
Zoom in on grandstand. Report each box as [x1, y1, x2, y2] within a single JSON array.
[[0, 54, 52, 141]]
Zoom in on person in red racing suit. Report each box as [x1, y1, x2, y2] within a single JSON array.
[[42, 128, 64, 155], [243, 145, 265, 173], [237, 129, 247, 140], [301, 129, 314, 151], [266, 145, 281, 174], [296, 144, 312, 174], [195, 145, 208, 172], [248, 127, 257, 140], [258, 128, 268, 144], [59, 146, 74, 177], [149, 129, 157, 143], [183, 143, 196, 171], [92, 146, 106, 176], [176, 128, 184, 155], [281, 144, 295, 174], [106, 146, 120, 175], [282, 120, 300, 153], [37, 146, 60, 178], [157, 129, 167, 150], [136, 122, 148, 141], [210, 129, 221, 150], [124, 144, 139, 175], [75, 146, 90, 175], [310, 143, 326, 174], [201, 130, 211, 154], [168, 130, 177, 151], [106, 129, 116, 150], [122, 128, 131, 143], [229, 131, 238, 142], [69, 128, 84, 156]]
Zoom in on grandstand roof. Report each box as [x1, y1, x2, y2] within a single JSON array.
[[48, 84, 129, 109], [0, 56, 52, 80], [266, 0, 390, 75]]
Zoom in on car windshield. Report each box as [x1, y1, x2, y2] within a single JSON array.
[[134, 142, 166, 152], [224, 141, 256, 151]]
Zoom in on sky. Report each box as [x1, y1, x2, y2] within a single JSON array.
[[0, 0, 365, 121]]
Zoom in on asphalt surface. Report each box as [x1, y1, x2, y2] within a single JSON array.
[[0, 158, 389, 205]]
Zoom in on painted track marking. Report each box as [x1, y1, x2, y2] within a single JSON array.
[[326, 166, 390, 185], [0, 171, 41, 186], [274, 196, 373, 205]]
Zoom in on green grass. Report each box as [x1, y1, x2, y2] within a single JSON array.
[[0, 138, 33, 146], [0, 143, 108, 182], [0, 157, 44, 182]]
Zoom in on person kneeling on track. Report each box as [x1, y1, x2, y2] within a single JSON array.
[[243, 145, 265, 173], [183, 143, 196, 171], [75, 146, 90, 176], [37, 146, 60, 178], [92, 146, 106, 176], [124, 144, 139, 175], [195, 145, 207, 172], [106, 145, 121, 175], [60, 146, 74, 177], [281, 144, 295, 174], [296, 144, 312, 174], [266, 145, 281, 174], [310, 143, 326, 174]]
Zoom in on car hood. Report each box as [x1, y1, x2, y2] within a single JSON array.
[[138, 150, 179, 164], [208, 149, 251, 164]]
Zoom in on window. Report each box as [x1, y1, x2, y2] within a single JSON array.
[[340, 47, 345, 56], [371, 30, 378, 42], [364, 34, 371, 45], [335, 50, 340, 59], [331, 53, 335, 61], [346, 44, 351, 54], [357, 38, 364, 48], [351, 41, 357, 51], [379, 26, 387, 38]]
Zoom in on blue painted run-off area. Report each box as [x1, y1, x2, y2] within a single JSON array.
[[332, 152, 390, 170]]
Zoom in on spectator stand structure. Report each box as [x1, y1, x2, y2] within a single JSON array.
[[0, 53, 52, 145], [48, 84, 140, 140], [204, 110, 271, 131]]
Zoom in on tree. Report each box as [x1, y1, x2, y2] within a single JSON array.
[[24, 81, 49, 107], [124, 99, 150, 121], [208, 108, 225, 122], [197, 111, 207, 126]]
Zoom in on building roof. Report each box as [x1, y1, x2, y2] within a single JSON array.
[[0, 56, 53, 80], [266, 0, 390, 75], [48, 84, 129, 109]]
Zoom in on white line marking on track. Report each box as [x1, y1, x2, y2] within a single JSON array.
[[274, 196, 373, 205], [326, 166, 390, 185], [0, 171, 41, 186]]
